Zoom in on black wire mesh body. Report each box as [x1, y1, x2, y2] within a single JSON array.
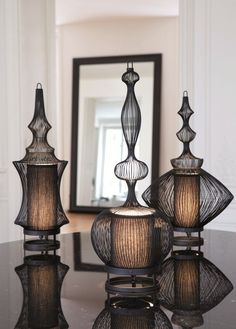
[[15, 254, 69, 329], [13, 85, 69, 250], [92, 208, 172, 269], [92, 297, 173, 329], [143, 168, 233, 230], [142, 92, 233, 242], [157, 250, 233, 328], [91, 65, 173, 295]]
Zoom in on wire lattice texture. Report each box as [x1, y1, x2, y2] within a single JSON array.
[[91, 208, 173, 268], [142, 93, 233, 227], [158, 253, 233, 313], [93, 301, 173, 329], [13, 85, 69, 229], [91, 65, 173, 270], [114, 67, 148, 187], [142, 169, 233, 227]]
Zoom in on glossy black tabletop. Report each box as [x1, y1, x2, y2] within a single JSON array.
[[0, 229, 236, 329]]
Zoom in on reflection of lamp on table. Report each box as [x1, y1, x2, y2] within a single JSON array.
[[93, 297, 173, 329], [13, 84, 69, 251], [15, 254, 69, 329], [158, 249, 233, 328]]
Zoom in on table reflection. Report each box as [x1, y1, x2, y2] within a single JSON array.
[[5, 231, 234, 329], [158, 249, 233, 328], [15, 253, 69, 329], [93, 297, 173, 329]]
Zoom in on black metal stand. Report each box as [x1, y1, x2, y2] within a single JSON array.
[[172, 249, 203, 260], [173, 227, 204, 247], [24, 228, 60, 251], [105, 295, 157, 313], [105, 265, 159, 298]]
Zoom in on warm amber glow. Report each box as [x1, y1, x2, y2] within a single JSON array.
[[27, 165, 57, 230], [175, 259, 200, 310], [174, 175, 200, 227], [111, 312, 151, 329], [111, 207, 155, 216], [111, 217, 153, 268], [29, 264, 58, 327]]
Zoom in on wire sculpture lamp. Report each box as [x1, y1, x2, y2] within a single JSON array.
[[13, 84, 69, 251], [142, 91, 233, 246], [158, 249, 233, 328], [15, 254, 69, 329], [93, 297, 173, 329], [91, 63, 173, 297]]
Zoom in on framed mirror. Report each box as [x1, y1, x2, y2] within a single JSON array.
[[70, 54, 161, 213]]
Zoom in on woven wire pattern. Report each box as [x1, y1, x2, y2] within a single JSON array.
[[93, 305, 173, 329], [93, 309, 111, 329], [13, 161, 69, 229], [142, 169, 233, 227], [154, 309, 173, 329], [91, 65, 173, 270], [13, 85, 69, 230], [158, 254, 233, 313], [91, 210, 111, 264], [15, 255, 69, 329], [115, 158, 148, 181], [91, 208, 173, 268], [114, 67, 148, 183]]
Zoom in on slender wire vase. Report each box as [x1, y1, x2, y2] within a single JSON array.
[[91, 64, 173, 297]]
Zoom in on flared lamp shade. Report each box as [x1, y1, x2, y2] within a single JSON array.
[[15, 254, 69, 329], [93, 297, 173, 329], [158, 250, 233, 328], [13, 84, 69, 244], [142, 92, 233, 245], [91, 65, 173, 295]]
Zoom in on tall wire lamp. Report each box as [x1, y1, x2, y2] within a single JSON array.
[[13, 84, 69, 251], [143, 92, 233, 246], [91, 63, 173, 297]]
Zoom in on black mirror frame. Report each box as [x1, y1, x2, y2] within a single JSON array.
[[70, 54, 162, 213]]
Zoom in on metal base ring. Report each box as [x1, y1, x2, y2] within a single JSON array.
[[105, 276, 158, 297], [24, 239, 60, 251], [24, 228, 60, 236], [174, 236, 204, 247]]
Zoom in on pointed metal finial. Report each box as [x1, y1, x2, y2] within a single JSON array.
[[22, 85, 59, 164], [171, 91, 203, 169]]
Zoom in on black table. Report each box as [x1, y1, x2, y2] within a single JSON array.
[[0, 229, 235, 328]]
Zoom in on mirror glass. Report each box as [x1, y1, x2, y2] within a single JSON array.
[[70, 55, 161, 212]]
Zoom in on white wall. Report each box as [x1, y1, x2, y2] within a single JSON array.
[[57, 17, 179, 209], [179, 0, 236, 230], [0, 0, 56, 242]]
